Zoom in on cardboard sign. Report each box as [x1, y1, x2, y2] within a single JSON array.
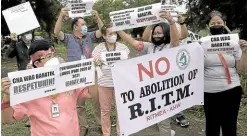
[[2, 2, 40, 35], [200, 34, 239, 54], [66, 0, 94, 18], [110, 3, 178, 32], [111, 43, 204, 135], [8, 59, 95, 106]]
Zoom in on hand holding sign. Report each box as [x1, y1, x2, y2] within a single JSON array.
[[159, 11, 175, 24], [91, 10, 99, 17], [240, 40, 247, 52], [177, 13, 184, 24], [1, 77, 11, 95], [10, 33, 17, 41], [60, 8, 70, 18]]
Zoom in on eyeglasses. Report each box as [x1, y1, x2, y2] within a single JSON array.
[[33, 53, 54, 66], [153, 32, 164, 36]]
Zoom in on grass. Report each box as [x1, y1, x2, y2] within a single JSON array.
[[1, 43, 247, 136]]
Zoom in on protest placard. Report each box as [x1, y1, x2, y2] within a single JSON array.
[[110, 3, 178, 32], [8, 58, 95, 106], [101, 51, 128, 67], [161, 0, 178, 12], [58, 58, 95, 91], [66, 0, 93, 18], [188, 30, 201, 42], [200, 34, 239, 54], [112, 43, 204, 135], [2, 2, 40, 35], [8, 67, 57, 106]]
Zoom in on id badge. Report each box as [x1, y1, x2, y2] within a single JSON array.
[[51, 104, 60, 118]]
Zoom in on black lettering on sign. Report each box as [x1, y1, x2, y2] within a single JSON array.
[[220, 36, 230, 41], [145, 6, 152, 10], [211, 42, 230, 47], [138, 8, 144, 12], [13, 77, 23, 83], [176, 84, 191, 102], [137, 11, 152, 18], [128, 103, 144, 120]]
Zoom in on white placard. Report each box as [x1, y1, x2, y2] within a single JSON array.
[[66, 0, 94, 18], [2, 2, 40, 35], [58, 58, 95, 91], [161, 0, 178, 12], [8, 59, 95, 106], [200, 34, 239, 54], [112, 43, 204, 135], [101, 51, 128, 66], [110, 3, 178, 32]]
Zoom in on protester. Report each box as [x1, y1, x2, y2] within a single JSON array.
[[142, 13, 188, 42], [142, 13, 190, 127], [1, 39, 91, 136], [117, 11, 178, 136], [54, 8, 104, 135], [7, 31, 34, 71], [201, 11, 247, 136], [92, 25, 130, 136]]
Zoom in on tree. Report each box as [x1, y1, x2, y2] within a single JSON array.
[[185, 0, 247, 40]]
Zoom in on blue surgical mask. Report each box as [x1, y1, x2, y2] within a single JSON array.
[[81, 25, 88, 35]]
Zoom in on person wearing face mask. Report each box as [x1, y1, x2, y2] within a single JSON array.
[[54, 8, 104, 135], [92, 25, 130, 136], [142, 13, 190, 128], [117, 11, 179, 136], [1, 39, 91, 136], [199, 11, 247, 136], [7, 31, 34, 71]]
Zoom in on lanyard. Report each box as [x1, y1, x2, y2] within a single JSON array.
[[73, 36, 85, 56], [218, 54, 232, 84], [153, 44, 166, 53], [105, 42, 116, 52]]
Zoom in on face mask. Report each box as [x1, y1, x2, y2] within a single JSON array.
[[81, 25, 88, 35], [44, 57, 65, 67], [107, 35, 117, 43], [24, 33, 33, 41], [210, 26, 226, 35], [152, 37, 165, 46]]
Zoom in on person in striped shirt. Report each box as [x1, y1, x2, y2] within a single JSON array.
[[92, 25, 130, 136]]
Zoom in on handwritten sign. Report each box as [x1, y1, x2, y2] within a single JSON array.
[[2, 2, 40, 35], [200, 34, 239, 54], [111, 43, 204, 135], [8, 59, 95, 106], [101, 51, 128, 67], [110, 3, 178, 32], [66, 0, 93, 18]]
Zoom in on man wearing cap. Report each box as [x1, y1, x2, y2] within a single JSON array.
[[54, 8, 103, 135]]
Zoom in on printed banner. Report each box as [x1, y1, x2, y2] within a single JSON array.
[[101, 51, 128, 67], [200, 34, 239, 54], [112, 43, 204, 135], [66, 0, 93, 18], [2, 2, 40, 35], [8, 59, 95, 106], [161, 0, 178, 11], [110, 3, 178, 32]]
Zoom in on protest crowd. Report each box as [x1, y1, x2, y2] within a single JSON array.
[[1, 0, 247, 136]]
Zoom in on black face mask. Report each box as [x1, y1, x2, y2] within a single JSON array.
[[210, 26, 226, 35], [152, 37, 164, 46]]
